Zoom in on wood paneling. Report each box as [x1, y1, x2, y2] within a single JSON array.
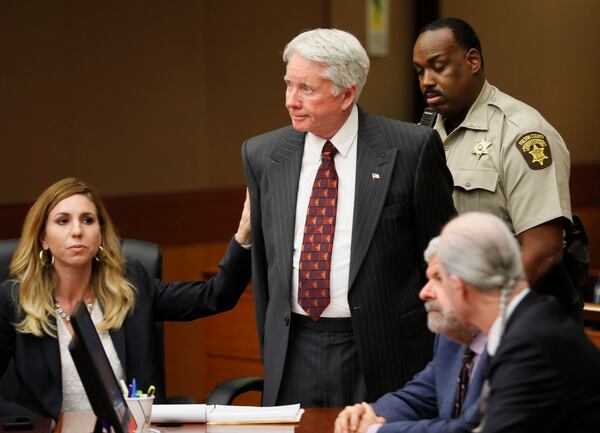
[[585, 328, 600, 350], [164, 320, 206, 402], [203, 290, 261, 360], [1, 162, 596, 244], [162, 241, 261, 403], [205, 356, 263, 406]]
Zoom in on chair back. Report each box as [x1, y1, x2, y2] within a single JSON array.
[[0, 238, 166, 402], [0, 239, 162, 281], [0, 239, 19, 283]]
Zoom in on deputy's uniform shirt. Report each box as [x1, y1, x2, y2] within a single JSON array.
[[434, 80, 572, 235]]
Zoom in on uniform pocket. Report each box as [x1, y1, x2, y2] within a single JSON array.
[[451, 168, 508, 219], [452, 168, 498, 192]]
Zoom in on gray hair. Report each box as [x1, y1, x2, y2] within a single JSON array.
[[283, 28, 370, 102], [424, 235, 440, 263], [436, 212, 524, 333], [423, 234, 479, 345], [437, 213, 524, 293]]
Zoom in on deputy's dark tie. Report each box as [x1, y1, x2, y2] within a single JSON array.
[[298, 141, 338, 320], [453, 348, 476, 418]]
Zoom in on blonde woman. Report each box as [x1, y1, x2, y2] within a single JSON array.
[[0, 178, 251, 420]]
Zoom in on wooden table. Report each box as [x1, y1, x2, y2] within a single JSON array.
[[57, 408, 339, 433]]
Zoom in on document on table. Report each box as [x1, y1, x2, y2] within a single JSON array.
[[151, 404, 304, 424], [207, 425, 294, 432]]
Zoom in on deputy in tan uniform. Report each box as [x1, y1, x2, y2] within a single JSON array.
[[412, 18, 573, 303]]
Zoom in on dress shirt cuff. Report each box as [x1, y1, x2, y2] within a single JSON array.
[[366, 423, 384, 433], [234, 233, 252, 249]]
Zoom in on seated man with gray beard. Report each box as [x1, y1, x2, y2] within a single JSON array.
[[334, 237, 487, 433], [429, 212, 600, 433]]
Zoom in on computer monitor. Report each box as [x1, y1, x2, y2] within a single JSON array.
[[68, 301, 137, 433]]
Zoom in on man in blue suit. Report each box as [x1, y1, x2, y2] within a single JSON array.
[[335, 238, 486, 433]]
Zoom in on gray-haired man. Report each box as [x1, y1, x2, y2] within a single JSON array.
[[334, 236, 486, 433], [426, 212, 600, 432], [242, 28, 455, 406]]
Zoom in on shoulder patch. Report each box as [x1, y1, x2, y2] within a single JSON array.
[[515, 132, 552, 170]]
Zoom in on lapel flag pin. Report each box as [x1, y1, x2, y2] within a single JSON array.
[[372, 172, 380, 180]]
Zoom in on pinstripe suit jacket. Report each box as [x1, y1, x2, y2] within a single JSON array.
[[242, 108, 455, 405]]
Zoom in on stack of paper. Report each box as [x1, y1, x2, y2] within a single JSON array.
[[151, 404, 304, 424], [207, 424, 294, 433]]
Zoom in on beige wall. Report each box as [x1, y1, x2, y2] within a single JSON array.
[[203, 0, 327, 188], [441, 0, 600, 163], [3, 1, 598, 205], [330, 0, 416, 122], [1, 1, 211, 203], [1, 0, 414, 204]]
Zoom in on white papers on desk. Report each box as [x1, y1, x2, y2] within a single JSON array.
[[151, 404, 304, 424], [208, 424, 294, 432]]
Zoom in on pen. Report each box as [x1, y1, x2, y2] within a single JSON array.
[[127, 384, 133, 398], [131, 378, 137, 396]]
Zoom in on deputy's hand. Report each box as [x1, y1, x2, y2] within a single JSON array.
[[234, 189, 251, 246], [335, 402, 384, 433]]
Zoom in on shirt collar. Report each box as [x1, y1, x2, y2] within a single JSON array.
[[487, 287, 530, 356], [436, 80, 494, 134], [461, 80, 494, 131], [469, 331, 487, 355], [306, 105, 358, 158]]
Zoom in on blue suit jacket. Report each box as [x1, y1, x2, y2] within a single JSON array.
[[372, 334, 486, 433]]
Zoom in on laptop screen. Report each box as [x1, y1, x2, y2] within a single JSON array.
[[68, 301, 136, 433]]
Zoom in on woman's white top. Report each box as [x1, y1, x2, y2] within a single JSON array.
[[57, 300, 125, 411]]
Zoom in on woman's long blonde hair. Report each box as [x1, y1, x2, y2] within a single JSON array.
[[10, 177, 136, 337]]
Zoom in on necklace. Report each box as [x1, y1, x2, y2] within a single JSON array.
[[55, 301, 94, 322]]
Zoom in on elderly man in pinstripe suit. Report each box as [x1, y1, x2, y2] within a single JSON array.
[[242, 28, 455, 407]]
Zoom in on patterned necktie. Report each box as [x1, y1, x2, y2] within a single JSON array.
[[453, 348, 476, 418], [298, 141, 338, 320]]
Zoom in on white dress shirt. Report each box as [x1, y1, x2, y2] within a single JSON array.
[[469, 331, 487, 380], [58, 300, 125, 411], [291, 105, 358, 317]]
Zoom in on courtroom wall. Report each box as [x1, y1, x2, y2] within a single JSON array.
[[0, 0, 414, 205], [1, 1, 211, 203]]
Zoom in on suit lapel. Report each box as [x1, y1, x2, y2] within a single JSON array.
[[349, 111, 397, 289], [41, 333, 60, 382], [503, 291, 536, 334], [439, 343, 467, 417], [110, 326, 127, 375], [485, 292, 538, 378], [37, 331, 61, 417], [269, 130, 305, 297]]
